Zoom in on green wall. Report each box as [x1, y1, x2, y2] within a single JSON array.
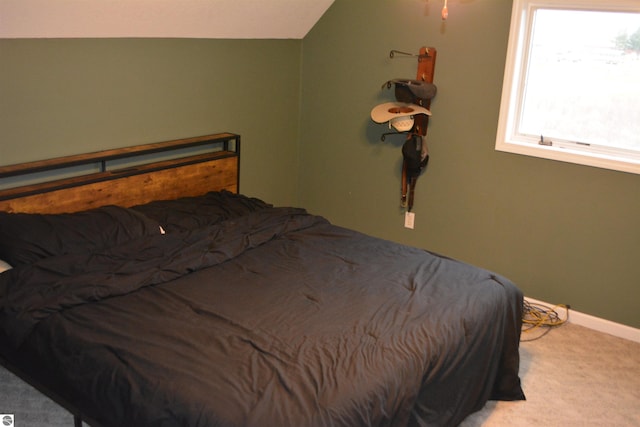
[[0, 38, 302, 206], [299, 0, 640, 328], [1, 0, 638, 328]]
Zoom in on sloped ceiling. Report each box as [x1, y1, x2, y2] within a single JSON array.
[[0, 0, 335, 39]]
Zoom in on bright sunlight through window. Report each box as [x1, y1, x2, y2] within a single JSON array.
[[496, 0, 640, 174]]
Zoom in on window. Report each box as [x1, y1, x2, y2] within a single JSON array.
[[496, 0, 640, 174]]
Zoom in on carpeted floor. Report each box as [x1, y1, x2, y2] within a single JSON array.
[[461, 323, 640, 426], [1, 323, 639, 426], [0, 369, 78, 426]]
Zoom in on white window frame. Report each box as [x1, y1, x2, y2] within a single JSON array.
[[495, 0, 640, 175]]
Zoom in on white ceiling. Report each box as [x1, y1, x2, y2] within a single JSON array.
[[0, 0, 335, 39]]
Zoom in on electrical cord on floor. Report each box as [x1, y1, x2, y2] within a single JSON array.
[[521, 300, 570, 341]]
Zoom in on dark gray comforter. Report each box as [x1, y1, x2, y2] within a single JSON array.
[[1, 205, 524, 426]]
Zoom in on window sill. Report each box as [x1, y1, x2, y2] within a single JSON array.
[[495, 138, 640, 175]]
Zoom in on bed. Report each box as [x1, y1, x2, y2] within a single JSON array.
[[0, 133, 525, 427]]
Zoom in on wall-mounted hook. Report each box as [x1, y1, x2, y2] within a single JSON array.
[[381, 131, 409, 142], [389, 49, 431, 61]]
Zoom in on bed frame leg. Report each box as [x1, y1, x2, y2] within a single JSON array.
[[74, 415, 82, 427]]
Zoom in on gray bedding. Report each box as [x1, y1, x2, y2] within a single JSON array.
[[0, 192, 524, 426]]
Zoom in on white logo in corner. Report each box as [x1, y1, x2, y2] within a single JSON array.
[[1, 414, 14, 427]]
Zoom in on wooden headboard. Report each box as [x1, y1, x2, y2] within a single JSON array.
[[0, 133, 240, 214]]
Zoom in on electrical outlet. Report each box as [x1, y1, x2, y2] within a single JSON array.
[[404, 212, 415, 229]]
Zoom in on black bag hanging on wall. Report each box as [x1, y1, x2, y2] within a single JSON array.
[[402, 134, 429, 178], [401, 134, 429, 211]]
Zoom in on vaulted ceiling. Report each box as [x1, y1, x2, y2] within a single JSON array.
[[0, 0, 335, 39]]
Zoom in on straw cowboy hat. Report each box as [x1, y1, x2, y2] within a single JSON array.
[[370, 102, 431, 132]]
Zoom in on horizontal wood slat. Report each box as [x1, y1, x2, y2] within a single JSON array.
[[0, 133, 240, 214], [0, 132, 238, 178]]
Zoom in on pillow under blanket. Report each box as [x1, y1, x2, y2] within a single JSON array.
[[0, 205, 162, 267], [131, 190, 272, 233]]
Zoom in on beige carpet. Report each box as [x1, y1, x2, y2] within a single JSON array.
[[461, 323, 640, 426], [1, 323, 639, 426]]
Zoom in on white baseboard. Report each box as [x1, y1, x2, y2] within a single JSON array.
[[524, 297, 640, 344]]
